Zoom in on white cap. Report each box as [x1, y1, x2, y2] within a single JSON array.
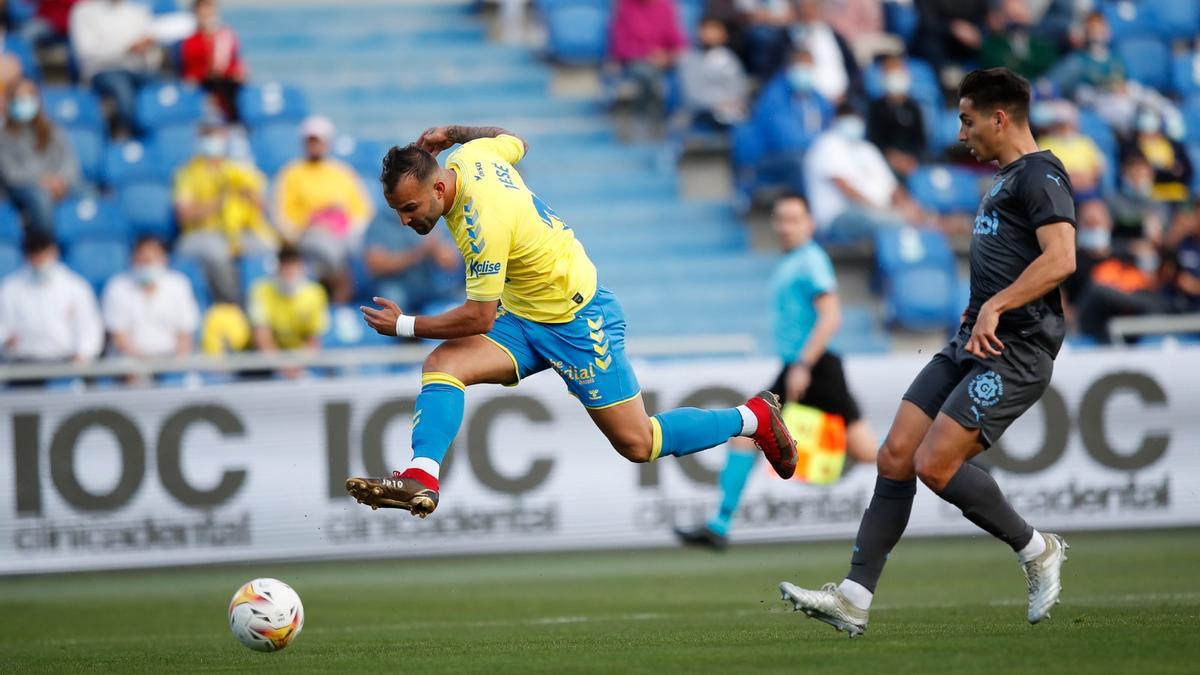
[[299, 115, 335, 141]]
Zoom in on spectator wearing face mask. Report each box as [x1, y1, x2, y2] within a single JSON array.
[[1048, 10, 1124, 100], [804, 102, 909, 240], [1167, 210, 1200, 314], [174, 117, 276, 303], [1076, 236, 1166, 343], [677, 17, 751, 127], [1063, 199, 1114, 314], [272, 115, 374, 290], [751, 48, 833, 153], [180, 0, 246, 122], [866, 54, 926, 178], [1121, 109, 1194, 205], [102, 237, 200, 361], [788, 0, 859, 106], [1108, 150, 1168, 244], [0, 79, 80, 233], [0, 232, 103, 371], [248, 244, 329, 378], [1037, 101, 1105, 201]]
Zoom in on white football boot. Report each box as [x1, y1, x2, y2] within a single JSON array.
[[779, 582, 868, 638], [1023, 532, 1069, 624]]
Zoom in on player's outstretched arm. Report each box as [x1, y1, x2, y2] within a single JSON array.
[[965, 221, 1076, 358], [361, 297, 500, 340], [416, 125, 528, 157]]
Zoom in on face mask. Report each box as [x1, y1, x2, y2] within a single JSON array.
[[9, 96, 38, 123], [133, 263, 164, 286], [835, 115, 865, 141], [1137, 252, 1160, 275], [787, 66, 814, 93], [882, 71, 910, 97], [29, 260, 54, 283], [1077, 227, 1110, 253], [198, 135, 227, 159], [277, 277, 301, 296], [1136, 112, 1161, 135]]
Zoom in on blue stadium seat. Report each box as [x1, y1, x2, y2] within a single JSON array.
[[135, 82, 207, 133], [676, 0, 704, 44], [171, 254, 211, 309], [1, 33, 40, 82], [884, 264, 959, 331], [1184, 95, 1200, 145], [1116, 37, 1171, 91], [933, 107, 962, 153], [1078, 107, 1118, 167], [1102, 1, 1156, 40], [249, 122, 300, 177], [0, 243, 21, 279], [1149, 1, 1200, 40], [1187, 144, 1200, 195], [830, 305, 892, 355], [66, 239, 130, 295], [540, 0, 609, 65], [103, 140, 165, 188], [323, 304, 395, 349], [117, 182, 176, 242], [54, 197, 132, 249], [883, 0, 918, 43], [874, 227, 956, 277], [0, 202, 22, 242], [907, 165, 983, 214], [238, 82, 310, 127], [64, 127, 104, 186], [239, 252, 276, 302], [150, 123, 200, 173], [149, 0, 179, 13], [1174, 53, 1200, 99], [41, 86, 104, 134], [6, 0, 35, 27], [330, 136, 387, 178]]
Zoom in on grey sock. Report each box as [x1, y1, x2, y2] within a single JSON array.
[[846, 476, 917, 593], [936, 461, 1034, 551]]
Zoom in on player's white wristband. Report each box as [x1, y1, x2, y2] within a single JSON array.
[[395, 314, 417, 338]]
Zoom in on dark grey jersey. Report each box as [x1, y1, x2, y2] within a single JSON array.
[[965, 150, 1076, 356]]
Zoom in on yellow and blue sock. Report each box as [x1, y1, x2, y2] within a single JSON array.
[[404, 372, 465, 490], [706, 448, 758, 536], [649, 407, 745, 461]]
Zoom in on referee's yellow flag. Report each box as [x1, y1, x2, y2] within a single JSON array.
[[781, 403, 847, 485]]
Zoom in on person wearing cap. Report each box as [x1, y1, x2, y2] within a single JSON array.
[[272, 115, 374, 290], [173, 115, 276, 303]]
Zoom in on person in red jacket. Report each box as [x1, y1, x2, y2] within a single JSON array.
[[179, 0, 246, 122]]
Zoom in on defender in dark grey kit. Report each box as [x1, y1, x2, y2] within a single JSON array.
[[779, 68, 1076, 636]]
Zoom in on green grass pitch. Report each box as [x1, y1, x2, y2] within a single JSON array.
[[2, 529, 1197, 673]]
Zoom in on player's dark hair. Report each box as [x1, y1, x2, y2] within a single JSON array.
[[22, 231, 56, 256], [278, 244, 303, 265], [957, 67, 1031, 124], [380, 144, 440, 194]]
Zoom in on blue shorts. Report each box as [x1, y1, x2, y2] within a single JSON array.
[[483, 286, 641, 409]]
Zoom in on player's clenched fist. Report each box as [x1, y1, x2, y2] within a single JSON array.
[[416, 126, 454, 156]]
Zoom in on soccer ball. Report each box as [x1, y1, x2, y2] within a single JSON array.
[[227, 578, 305, 652]]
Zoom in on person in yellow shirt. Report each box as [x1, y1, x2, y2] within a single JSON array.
[[345, 125, 799, 518], [1037, 103, 1105, 200], [272, 115, 374, 286], [174, 118, 276, 303], [248, 245, 329, 379]]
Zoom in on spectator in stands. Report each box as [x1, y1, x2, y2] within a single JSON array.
[[1168, 211, 1200, 314], [1037, 101, 1105, 200], [1076, 238, 1166, 344], [1108, 150, 1167, 244], [979, 0, 1057, 80], [607, 0, 688, 135], [728, 0, 793, 79], [1122, 109, 1194, 205], [789, 0, 859, 106], [0, 78, 79, 233], [200, 302, 252, 355], [248, 244, 329, 378], [174, 117, 276, 303], [0, 232, 103, 370], [69, 0, 161, 136], [804, 102, 909, 239], [1047, 10, 1124, 100], [911, 0, 988, 86], [273, 115, 373, 295], [180, 0, 247, 123], [1063, 199, 1114, 314], [364, 214, 463, 316], [823, 0, 883, 56], [102, 237, 199, 364], [677, 17, 750, 128], [866, 53, 926, 178], [751, 48, 833, 154]]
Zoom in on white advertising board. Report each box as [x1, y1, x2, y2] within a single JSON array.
[[1, 347, 1195, 574]]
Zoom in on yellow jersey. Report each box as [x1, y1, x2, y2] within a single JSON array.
[[173, 158, 277, 253], [247, 279, 330, 349], [443, 135, 597, 324]]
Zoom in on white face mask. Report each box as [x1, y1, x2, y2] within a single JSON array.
[[1077, 227, 1110, 253], [1136, 111, 1161, 135], [882, 71, 911, 97], [834, 115, 865, 141], [29, 260, 55, 283], [198, 134, 227, 159], [133, 263, 165, 286], [787, 65, 814, 93]]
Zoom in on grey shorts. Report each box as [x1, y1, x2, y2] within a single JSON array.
[[901, 330, 1054, 447]]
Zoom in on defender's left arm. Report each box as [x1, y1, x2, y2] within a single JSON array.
[[966, 222, 1076, 358]]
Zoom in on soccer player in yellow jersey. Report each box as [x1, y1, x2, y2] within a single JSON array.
[[345, 125, 799, 517]]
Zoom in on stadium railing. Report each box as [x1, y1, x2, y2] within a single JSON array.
[[0, 333, 760, 383], [1108, 314, 1200, 345]]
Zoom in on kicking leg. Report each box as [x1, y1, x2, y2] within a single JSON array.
[[345, 335, 517, 516]]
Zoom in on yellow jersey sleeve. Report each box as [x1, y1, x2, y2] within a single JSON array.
[[460, 134, 526, 166]]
